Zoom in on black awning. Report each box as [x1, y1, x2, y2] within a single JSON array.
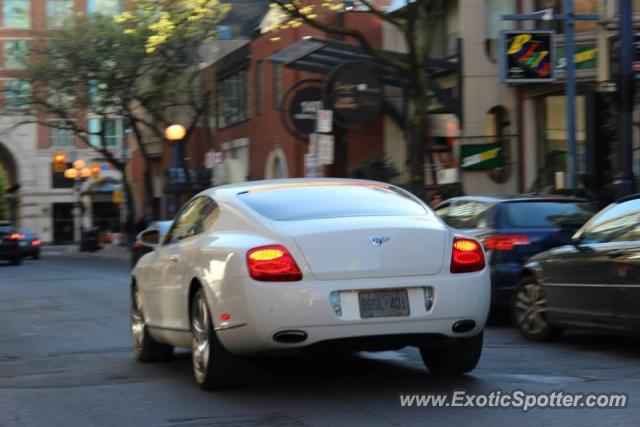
[[269, 37, 459, 86], [269, 37, 461, 119]]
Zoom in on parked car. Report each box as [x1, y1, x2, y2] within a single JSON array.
[[132, 179, 491, 389], [513, 194, 640, 340], [17, 229, 41, 259], [434, 196, 596, 307], [131, 220, 172, 267], [0, 222, 21, 265]]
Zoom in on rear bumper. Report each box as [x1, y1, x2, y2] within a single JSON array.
[[204, 270, 491, 355], [0, 244, 19, 260]]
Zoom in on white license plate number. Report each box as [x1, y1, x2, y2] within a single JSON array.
[[358, 290, 410, 319]]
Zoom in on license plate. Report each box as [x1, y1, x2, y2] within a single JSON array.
[[358, 289, 410, 319], [19, 241, 28, 246]]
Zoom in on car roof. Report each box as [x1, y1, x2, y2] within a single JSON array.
[[201, 178, 392, 200]]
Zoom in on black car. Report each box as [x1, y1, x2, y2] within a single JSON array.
[[435, 196, 596, 307], [17, 229, 41, 259], [131, 220, 172, 267], [0, 222, 21, 265], [513, 195, 640, 340]]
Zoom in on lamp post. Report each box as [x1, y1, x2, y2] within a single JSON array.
[[165, 124, 186, 216], [64, 160, 92, 247]]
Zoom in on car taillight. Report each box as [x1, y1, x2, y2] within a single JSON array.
[[32, 240, 41, 247], [484, 234, 530, 251], [133, 241, 143, 249], [451, 237, 485, 274], [10, 233, 24, 240], [247, 245, 302, 282]]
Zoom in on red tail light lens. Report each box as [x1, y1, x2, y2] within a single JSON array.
[[32, 240, 41, 247], [10, 233, 24, 240], [451, 237, 485, 273], [247, 245, 302, 282], [484, 234, 530, 251]]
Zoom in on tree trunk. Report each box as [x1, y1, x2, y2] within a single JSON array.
[[119, 164, 136, 257], [130, 120, 158, 220]]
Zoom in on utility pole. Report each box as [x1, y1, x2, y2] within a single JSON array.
[[504, 3, 599, 189], [615, 0, 636, 198]]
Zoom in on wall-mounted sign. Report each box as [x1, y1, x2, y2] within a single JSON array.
[[325, 61, 382, 124], [499, 30, 555, 84], [461, 143, 503, 170], [556, 43, 597, 72], [280, 79, 325, 141], [316, 109, 333, 133]]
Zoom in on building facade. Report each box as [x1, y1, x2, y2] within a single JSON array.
[[0, 0, 125, 243]]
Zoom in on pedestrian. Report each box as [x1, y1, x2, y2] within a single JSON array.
[[430, 192, 444, 208]]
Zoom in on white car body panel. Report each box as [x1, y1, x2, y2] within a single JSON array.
[[132, 178, 491, 354]]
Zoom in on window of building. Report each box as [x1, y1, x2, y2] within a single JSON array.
[[49, 120, 75, 148], [534, 0, 597, 33], [3, 40, 30, 70], [538, 95, 587, 186], [4, 80, 31, 109], [485, 0, 514, 61], [3, 0, 30, 28], [256, 61, 264, 116], [88, 117, 124, 149], [47, 0, 74, 28], [273, 63, 282, 109], [427, 0, 459, 58], [217, 70, 250, 128], [87, 0, 123, 15]]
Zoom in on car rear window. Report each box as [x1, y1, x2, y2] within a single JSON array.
[[503, 201, 594, 228], [238, 184, 428, 221]]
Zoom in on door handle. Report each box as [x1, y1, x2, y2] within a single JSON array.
[[169, 255, 180, 263]]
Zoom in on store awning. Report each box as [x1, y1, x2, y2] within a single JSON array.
[[269, 37, 461, 118]]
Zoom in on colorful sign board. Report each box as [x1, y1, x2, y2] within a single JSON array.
[[500, 30, 555, 84], [461, 143, 503, 170]]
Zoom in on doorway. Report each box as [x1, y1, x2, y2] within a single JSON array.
[[52, 203, 74, 243]]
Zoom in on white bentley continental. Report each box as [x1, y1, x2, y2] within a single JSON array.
[[131, 179, 491, 389]]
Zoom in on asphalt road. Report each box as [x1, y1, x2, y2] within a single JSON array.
[[1, 252, 640, 427]]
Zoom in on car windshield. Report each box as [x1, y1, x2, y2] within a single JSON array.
[[503, 201, 595, 228], [238, 183, 428, 221]]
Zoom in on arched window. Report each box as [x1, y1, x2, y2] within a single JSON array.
[[265, 147, 289, 179]]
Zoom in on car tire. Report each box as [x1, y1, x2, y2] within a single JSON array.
[[512, 276, 562, 341], [32, 252, 40, 260], [131, 285, 173, 362], [420, 332, 483, 375], [191, 287, 237, 390]]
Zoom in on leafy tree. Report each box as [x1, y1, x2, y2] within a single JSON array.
[[21, 0, 228, 227], [269, 0, 445, 196]]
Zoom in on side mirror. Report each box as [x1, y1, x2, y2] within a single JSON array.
[[137, 228, 161, 248]]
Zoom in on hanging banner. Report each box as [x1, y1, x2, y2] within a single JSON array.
[[499, 30, 556, 84]]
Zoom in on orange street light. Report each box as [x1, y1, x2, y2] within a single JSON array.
[[80, 167, 92, 178], [73, 159, 86, 170], [165, 124, 186, 141], [64, 168, 78, 179]]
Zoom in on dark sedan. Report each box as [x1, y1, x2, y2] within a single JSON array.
[[435, 196, 596, 307], [513, 194, 640, 340], [0, 223, 21, 265], [17, 229, 41, 259]]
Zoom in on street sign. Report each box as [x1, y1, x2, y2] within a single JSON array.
[[461, 144, 503, 170], [317, 134, 335, 165], [304, 153, 321, 177], [499, 30, 556, 83], [316, 109, 333, 133]]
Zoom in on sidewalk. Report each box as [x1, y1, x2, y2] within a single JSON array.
[[42, 244, 131, 261]]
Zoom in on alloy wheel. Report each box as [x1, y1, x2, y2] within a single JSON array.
[[514, 282, 548, 335], [191, 291, 211, 383], [131, 288, 146, 351]]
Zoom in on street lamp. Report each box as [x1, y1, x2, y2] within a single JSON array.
[[165, 124, 186, 216], [64, 160, 93, 247]]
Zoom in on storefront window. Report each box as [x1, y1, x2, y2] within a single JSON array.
[[540, 95, 587, 185]]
